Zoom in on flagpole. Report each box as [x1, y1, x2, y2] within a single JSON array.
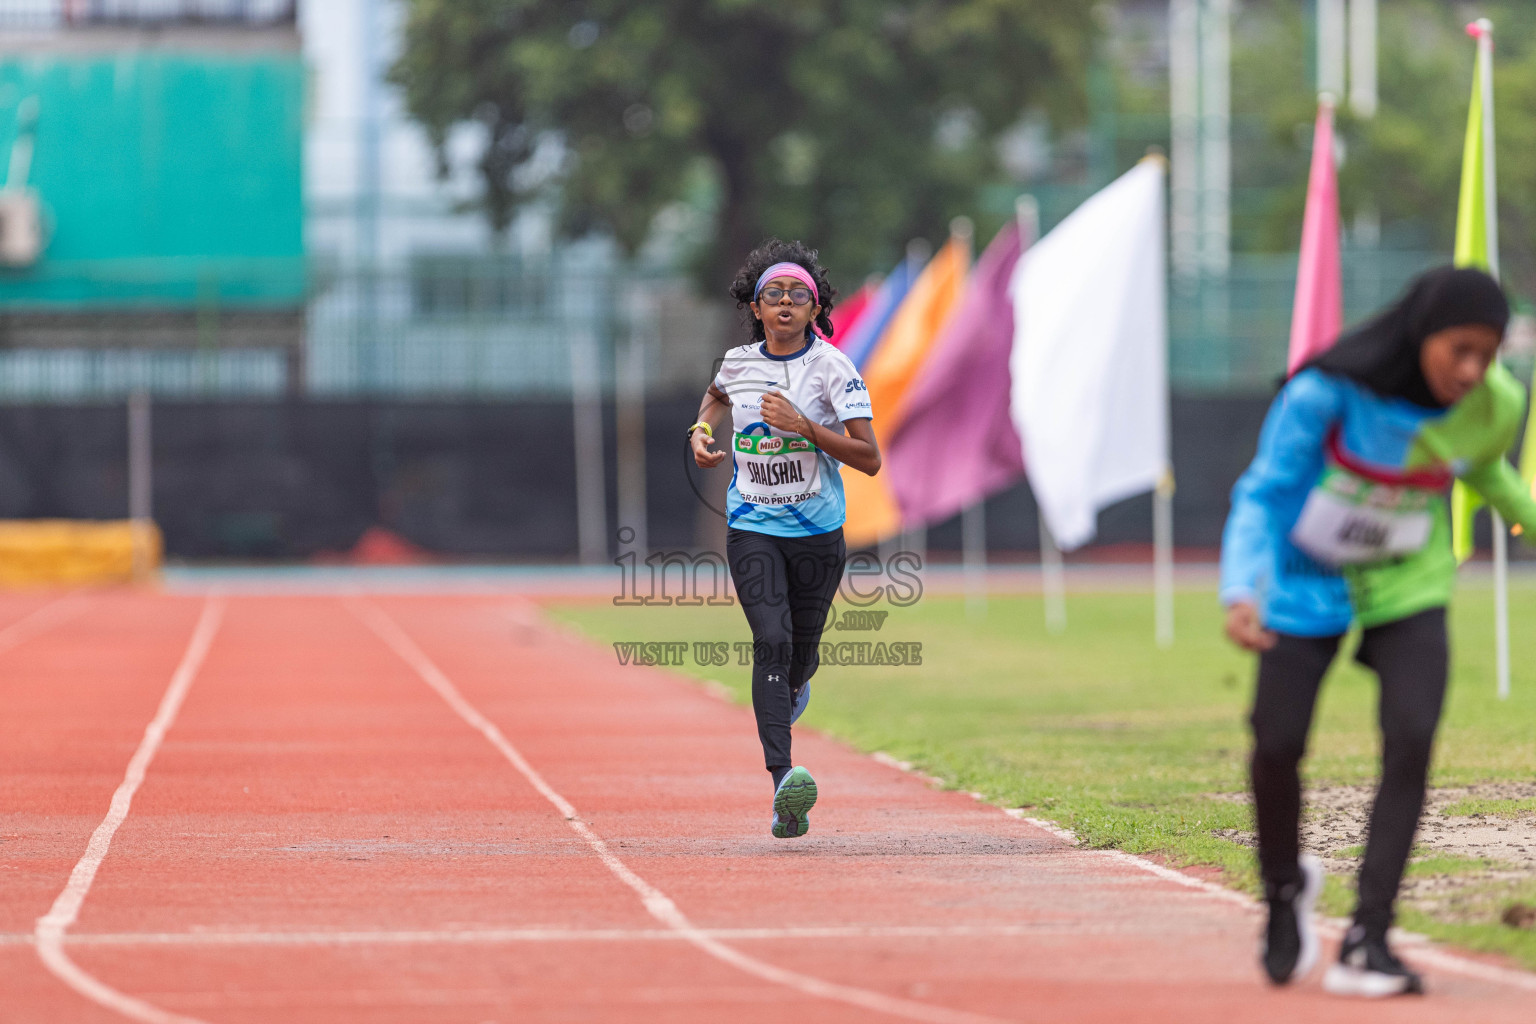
[[1016, 194, 1065, 633], [1154, 470, 1175, 648], [1143, 148, 1175, 649], [1472, 19, 1510, 700], [1348, 0, 1378, 118], [962, 499, 987, 619], [944, 216, 989, 619], [899, 237, 935, 567], [1038, 514, 1067, 634]]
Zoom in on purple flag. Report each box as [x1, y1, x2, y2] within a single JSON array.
[[886, 221, 1027, 527]]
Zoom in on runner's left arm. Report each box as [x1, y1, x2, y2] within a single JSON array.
[[1462, 456, 1536, 536], [815, 416, 881, 476], [801, 351, 881, 476]]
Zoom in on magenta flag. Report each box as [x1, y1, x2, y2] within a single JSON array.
[[1287, 98, 1344, 374], [886, 221, 1027, 528]]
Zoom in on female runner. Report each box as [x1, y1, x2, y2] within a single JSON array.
[[688, 239, 880, 838], [1222, 266, 1536, 996]]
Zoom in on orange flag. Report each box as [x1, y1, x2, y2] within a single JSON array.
[[842, 234, 970, 546]]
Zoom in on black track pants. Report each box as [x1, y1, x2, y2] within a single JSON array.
[[1249, 606, 1448, 935], [726, 527, 846, 773]]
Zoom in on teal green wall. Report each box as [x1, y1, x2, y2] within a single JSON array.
[[0, 52, 304, 308]]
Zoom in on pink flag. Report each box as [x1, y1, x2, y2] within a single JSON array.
[[1287, 98, 1344, 374]]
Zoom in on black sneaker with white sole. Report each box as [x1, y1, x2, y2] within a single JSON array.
[[1322, 925, 1424, 998], [1261, 853, 1322, 984]]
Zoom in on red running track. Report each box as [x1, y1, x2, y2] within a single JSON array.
[[1, 589, 1534, 1023]]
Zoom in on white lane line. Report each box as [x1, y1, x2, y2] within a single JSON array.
[[1394, 943, 1536, 993], [1003, 813, 1536, 993], [0, 923, 1104, 947], [0, 593, 89, 658], [1014, 813, 1255, 909], [133, 985, 794, 1011], [34, 597, 226, 1024], [352, 598, 1005, 1024]]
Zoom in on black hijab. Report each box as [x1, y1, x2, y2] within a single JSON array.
[[1299, 265, 1509, 408]]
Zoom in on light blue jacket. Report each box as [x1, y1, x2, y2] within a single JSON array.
[[1219, 369, 1444, 637]]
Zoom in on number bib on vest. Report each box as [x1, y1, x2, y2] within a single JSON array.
[[1290, 464, 1437, 566], [733, 432, 822, 506]]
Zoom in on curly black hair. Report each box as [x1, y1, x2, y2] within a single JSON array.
[[728, 238, 837, 343]]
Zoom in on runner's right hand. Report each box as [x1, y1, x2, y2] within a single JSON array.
[[692, 429, 726, 468], [1224, 601, 1276, 652]]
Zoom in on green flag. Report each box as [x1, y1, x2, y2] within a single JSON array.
[[1451, 37, 1494, 563]]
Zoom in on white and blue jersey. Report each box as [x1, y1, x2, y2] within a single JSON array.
[[712, 338, 873, 537]]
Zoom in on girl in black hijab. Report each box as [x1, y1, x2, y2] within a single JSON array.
[[1220, 265, 1536, 997], [1302, 265, 1511, 408]]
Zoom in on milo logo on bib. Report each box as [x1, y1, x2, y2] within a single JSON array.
[[733, 433, 816, 456], [733, 431, 823, 506]]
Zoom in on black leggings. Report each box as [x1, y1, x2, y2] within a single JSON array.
[[726, 527, 846, 774], [1250, 606, 1448, 935]]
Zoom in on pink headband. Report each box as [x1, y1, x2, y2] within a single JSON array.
[[754, 262, 818, 303]]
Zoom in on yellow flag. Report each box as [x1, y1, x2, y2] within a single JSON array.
[[1453, 47, 1491, 274], [1451, 34, 1494, 562], [841, 235, 969, 547]]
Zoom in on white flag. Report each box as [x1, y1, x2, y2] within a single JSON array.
[[1009, 160, 1169, 551]]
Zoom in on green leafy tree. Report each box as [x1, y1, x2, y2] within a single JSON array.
[[1100, 0, 1536, 306], [391, 0, 1095, 288], [1219, 0, 1536, 301]]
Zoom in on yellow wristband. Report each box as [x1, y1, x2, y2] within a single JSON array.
[[687, 420, 713, 439]]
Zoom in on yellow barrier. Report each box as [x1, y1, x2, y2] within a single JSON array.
[[0, 520, 162, 586]]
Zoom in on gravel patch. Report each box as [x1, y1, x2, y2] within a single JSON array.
[[1211, 782, 1536, 924]]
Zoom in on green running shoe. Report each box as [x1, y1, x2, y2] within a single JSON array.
[[771, 766, 817, 838]]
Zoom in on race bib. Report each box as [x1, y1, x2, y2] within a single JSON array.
[[1290, 464, 1436, 566], [733, 432, 822, 506]]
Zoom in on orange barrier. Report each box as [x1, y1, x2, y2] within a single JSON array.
[[0, 519, 161, 585]]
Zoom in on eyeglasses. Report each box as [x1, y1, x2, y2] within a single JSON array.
[[758, 286, 815, 306]]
